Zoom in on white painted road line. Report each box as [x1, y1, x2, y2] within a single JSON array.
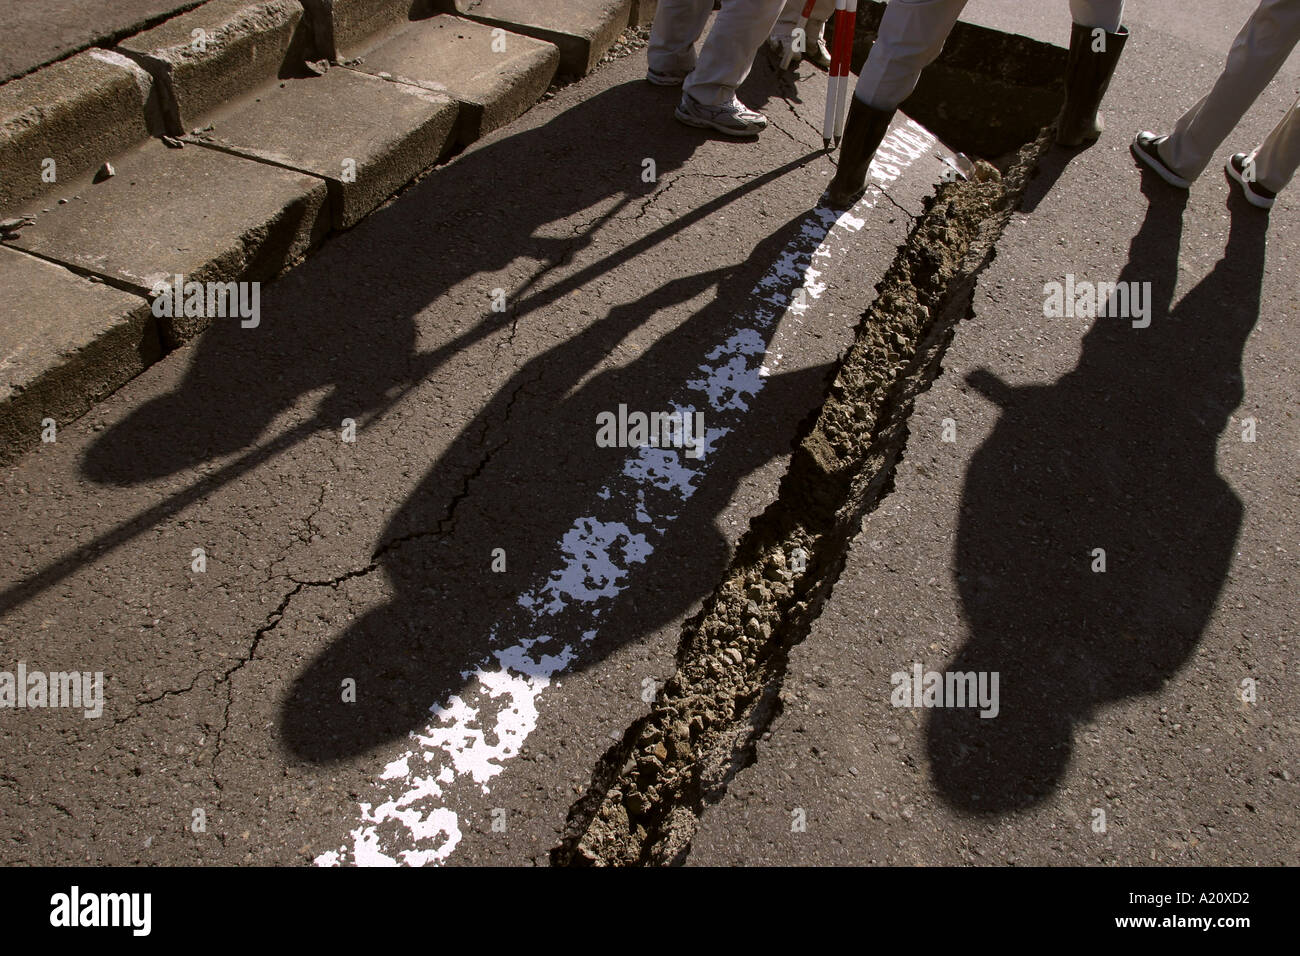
[[316, 122, 939, 866]]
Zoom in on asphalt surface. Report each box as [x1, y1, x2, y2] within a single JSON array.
[[2, 0, 1297, 867], [689, 0, 1299, 865], [0, 28, 953, 864]]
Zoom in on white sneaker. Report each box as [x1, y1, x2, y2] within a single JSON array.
[[768, 23, 831, 71], [674, 92, 767, 136], [805, 27, 832, 69]]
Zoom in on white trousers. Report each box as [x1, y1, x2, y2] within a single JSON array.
[[854, 0, 1125, 111], [771, 0, 837, 40], [648, 0, 788, 105], [1161, 0, 1300, 192]]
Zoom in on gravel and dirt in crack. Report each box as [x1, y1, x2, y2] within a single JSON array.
[[552, 130, 1052, 867]]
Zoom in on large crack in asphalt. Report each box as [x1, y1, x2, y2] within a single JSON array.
[[551, 128, 1053, 866], [207, 363, 546, 787], [102, 361, 546, 803]]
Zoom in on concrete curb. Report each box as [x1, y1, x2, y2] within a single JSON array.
[[0, 1, 644, 464], [117, 0, 314, 137], [449, 0, 634, 76], [345, 15, 561, 146], [185, 69, 460, 229], [0, 246, 160, 466], [0, 49, 165, 212], [8, 139, 330, 340], [300, 0, 427, 62]]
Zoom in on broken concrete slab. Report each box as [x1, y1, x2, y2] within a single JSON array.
[[0, 49, 164, 214], [0, 246, 159, 464], [348, 15, 559, 145], [186, 68, 458, 228], [447, 0, 632, 76], [118, 0, 313, 136], [7, 139, 328, 345]]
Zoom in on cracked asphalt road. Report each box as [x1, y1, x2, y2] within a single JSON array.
[[0, 28, 953, 865], [5, 1, 1293, 870], [689, 0, 1300, 867]]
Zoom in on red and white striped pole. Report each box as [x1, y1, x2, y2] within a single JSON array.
[[833, 0, 858, 146], [822, 0, 847, 149]]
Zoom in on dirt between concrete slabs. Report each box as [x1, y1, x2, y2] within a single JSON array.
[[552, 117, 1056, 865]]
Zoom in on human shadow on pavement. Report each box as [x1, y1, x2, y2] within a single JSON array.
[[933, 178, 1267, 812], [278, 213, 834, 762], [78, 81, 705, 488], [0, 79, 811, 618], [61, 69, 832, 763]]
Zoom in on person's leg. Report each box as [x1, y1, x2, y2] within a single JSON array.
[[1159, 0, 1300, 181], [800, 15, 834, 68], [685, 0, 788, 105], [771, 0, 836, 40], [1249, 93, 1300, 192], [1057, 0, 1127, 145], [852, 0, 969, 111], [1068, 0, 1123, 32], [827, 0, 965, 206], [648, 0, 717, 78], [769, 0, 835, 67]]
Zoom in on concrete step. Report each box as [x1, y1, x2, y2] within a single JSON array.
[[300, 0, 432, 61], [446, 0, 633, 76], [184, 67, 459, 228], [118, 0, 315, 137], [630, 0, 657, 28], [345, 15, 560, 146], [0, 246, 159, 464], [6, 138, 328, 345], [2, 0, 638, 218], [0, 1, 646, 463], [0, 49, 165, 214]]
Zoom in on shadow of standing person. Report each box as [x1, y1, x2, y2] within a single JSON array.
[[278, 209, 836, 763], [76, 81, 705, 491], [931, 176, 1268, 813]]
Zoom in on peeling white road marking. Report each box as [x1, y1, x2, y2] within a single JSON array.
[[317, 122, 938, 866]]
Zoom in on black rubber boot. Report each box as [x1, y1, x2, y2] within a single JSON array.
[[827, 97, 896, 208], [1057, 22, 1129, 146]]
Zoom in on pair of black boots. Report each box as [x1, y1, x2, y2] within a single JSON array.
[[827, 22, 1129, 207]]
